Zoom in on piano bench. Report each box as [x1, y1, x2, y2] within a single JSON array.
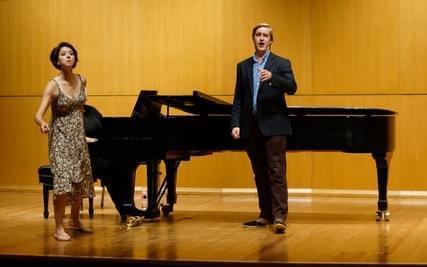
[[37, 165, 94, 219]]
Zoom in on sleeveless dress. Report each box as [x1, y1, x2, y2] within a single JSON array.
[[48, 75, 94, 200]]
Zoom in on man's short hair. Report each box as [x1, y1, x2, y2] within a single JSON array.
[[252, 23, 274, 41]]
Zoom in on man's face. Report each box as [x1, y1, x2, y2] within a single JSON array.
[[253, 27, 272, 54]]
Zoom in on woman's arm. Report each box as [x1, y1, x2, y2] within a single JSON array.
[[34, 80, 57, 134]]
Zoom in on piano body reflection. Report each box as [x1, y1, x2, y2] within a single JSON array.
[[99, 90, 395, 221]]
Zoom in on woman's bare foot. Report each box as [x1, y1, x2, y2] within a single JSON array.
[[54, 228, 71, 241], [68, 221, 93, 233]]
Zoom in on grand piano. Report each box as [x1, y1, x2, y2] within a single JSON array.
[[99, 90, 396, 221]]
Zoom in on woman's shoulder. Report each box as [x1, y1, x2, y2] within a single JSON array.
[[43, 79, 60, 97], [47, 78, 60, 89]]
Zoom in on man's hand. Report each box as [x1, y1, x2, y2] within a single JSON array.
[[85, 137, 98, 143], [258, 68, 272, 82], [231, 127, 240, 140]]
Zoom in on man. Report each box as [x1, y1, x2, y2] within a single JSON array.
[[230, 23, 297, 234], [84, 105, 145, 220]]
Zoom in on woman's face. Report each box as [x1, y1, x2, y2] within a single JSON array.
[[57, 46, 75, 69]]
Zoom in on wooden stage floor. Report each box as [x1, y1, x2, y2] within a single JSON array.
[[1, 190, 427, 266]]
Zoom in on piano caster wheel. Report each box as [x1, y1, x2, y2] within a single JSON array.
[[161, 204, 173, 216], [126, 216, 143, 227], [376, 210, 390, 222]]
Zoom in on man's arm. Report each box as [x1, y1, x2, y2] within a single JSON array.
[[269, 58, 297, 95], [231, 63, 243, 129]]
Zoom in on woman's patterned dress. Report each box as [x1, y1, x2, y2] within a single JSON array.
[[48, 76, 94, 200]]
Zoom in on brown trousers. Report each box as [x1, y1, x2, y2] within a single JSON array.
[[245, 119, 288, 222]]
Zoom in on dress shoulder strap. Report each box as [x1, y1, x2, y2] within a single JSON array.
[[50, 78, 61, 94], [77, 74, 86, 86], [77, 74, 86, 92]]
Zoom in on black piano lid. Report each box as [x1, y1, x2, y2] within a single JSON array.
[[132, 90, 232, 116], [132, 90, 396, 117]]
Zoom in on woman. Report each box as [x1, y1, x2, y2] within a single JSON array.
[[35, 42, 94, 241]]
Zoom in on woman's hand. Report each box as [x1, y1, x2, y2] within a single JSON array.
[[40, 121, 50, 134]]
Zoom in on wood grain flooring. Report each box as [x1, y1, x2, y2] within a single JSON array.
[[1, 190, 427, 266]]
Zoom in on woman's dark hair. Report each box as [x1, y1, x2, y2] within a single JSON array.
[[49, 42, 78, 70]]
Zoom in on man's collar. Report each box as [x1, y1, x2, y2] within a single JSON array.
[[253, 50, 271, 63]]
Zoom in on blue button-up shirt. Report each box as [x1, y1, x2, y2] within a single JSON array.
[[252, 51, 270, 113]]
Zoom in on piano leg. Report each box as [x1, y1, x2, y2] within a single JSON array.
[[42, 184, 51, 218], [145, 160, 161, 219], [372, 152, 392, 222], [160, 159, 180, 216]]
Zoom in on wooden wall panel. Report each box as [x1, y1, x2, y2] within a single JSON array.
[[311, 0, 401, 94], [1, 0, 427, 192], [0, 98, 49, 186], [139, 0, 224, 94], [392, 95, 427, 190], [0, 0, 310, 96], [399, 0, 427, 92]]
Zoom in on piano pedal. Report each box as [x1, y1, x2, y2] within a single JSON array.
[[125, 216, 144, 227], [125, 213, 162, 227], [141, 191, 148, 209]]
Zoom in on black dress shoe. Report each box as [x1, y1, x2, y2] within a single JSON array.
[[129, 207, 145, 217], [243, 218, 271, 228], [120, 206, 146, 221]]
